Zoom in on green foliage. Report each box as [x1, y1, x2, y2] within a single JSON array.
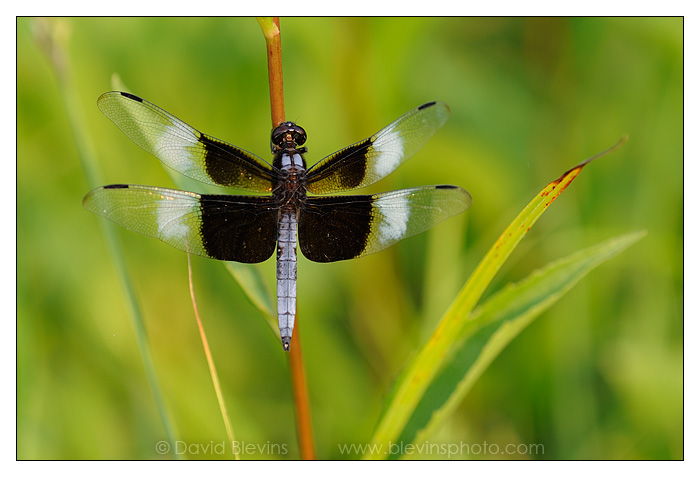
[[387, 231, 645, 459], [365, 144, 635, 458]]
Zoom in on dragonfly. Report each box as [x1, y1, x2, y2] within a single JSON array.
[[84, 92, 472, 350]]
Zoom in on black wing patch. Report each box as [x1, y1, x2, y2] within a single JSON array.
[[298, 195, 373, 263]]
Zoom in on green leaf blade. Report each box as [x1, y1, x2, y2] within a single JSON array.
[[396, 230, 646, 459], [365, 141, 628, 459]]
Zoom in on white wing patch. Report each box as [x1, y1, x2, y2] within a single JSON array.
[[155, 189, 200, 242], [154, 123, 198, 176], [371, 127, 404, 178], [375, 193, 410, 246]]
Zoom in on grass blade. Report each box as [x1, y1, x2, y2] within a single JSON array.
[[223, 262, 276, 332], [187, 253, 239, 459], [366, 138, 627, 458], [34, 19, 180, 455], [394, 230, 646, 458]]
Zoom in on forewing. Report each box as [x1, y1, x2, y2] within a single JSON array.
[[305, 101, 450, 194], [98, 92, 276, 191]]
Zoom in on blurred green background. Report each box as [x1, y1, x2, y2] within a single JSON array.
[[17, 17, 682, 459]]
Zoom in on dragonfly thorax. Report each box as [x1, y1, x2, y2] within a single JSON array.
[[279, 152, 305, 171], [275, 157, 308, 206]]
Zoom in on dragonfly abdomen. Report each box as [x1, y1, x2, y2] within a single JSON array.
[[276, 207, 298, 351]]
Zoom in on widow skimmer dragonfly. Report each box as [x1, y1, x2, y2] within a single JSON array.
[[84, 92, 472, 350]]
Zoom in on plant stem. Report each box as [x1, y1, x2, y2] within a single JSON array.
[[257, 16, 316, 460], [289, 327, 315, 459], [258, 17, 286, 126]]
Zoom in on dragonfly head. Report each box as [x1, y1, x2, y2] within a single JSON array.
[[271, 121, 307, 154]]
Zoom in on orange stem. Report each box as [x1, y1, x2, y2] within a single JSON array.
[[288, 326, 315, 459], [259, 17, 286, 126], [257, 16, 316, 460]]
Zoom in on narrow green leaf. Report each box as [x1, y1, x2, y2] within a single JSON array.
[[366, 139, 627, 459], [394, 230, 646, 458], [39, 28, 180, 454], [223, 262, 277, 333]]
